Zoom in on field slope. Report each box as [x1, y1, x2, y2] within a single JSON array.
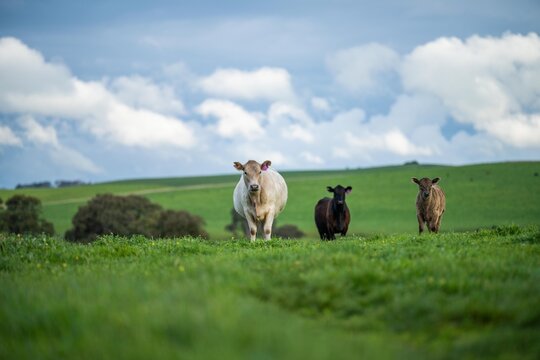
[[1, 162, 539, 239], [1, 226, 540, 359], [0, 162, 540, 239]]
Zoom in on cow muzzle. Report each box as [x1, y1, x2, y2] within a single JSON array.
[[249, 184, 260, 192]]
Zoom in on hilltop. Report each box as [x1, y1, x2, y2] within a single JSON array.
[[1, 161, 539, 239]]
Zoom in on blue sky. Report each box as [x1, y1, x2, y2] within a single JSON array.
[[1, 0, 540, 188]]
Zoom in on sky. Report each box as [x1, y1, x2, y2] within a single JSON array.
[[1, 0, 540, 188]]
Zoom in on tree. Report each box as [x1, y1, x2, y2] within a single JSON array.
[[151, 210, 208, 239], [273, 224, 305, 239], [0, 195, 54, 235], [65, 193, 208, 243]]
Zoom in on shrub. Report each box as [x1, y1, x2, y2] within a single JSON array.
[[274, 224, 305, 239], [151, 209, 208, 239], [65, 193, 208, 243], [0, 195, 54, 235]]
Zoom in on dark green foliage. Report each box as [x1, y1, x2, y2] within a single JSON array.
[[65, 194, 207, 243], [15, 181, 52, 189], [274, 224, 305, 239], [0, 195, 54, 235], [152, 209, 208, 239]]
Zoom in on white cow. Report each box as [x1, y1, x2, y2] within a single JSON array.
[[233, 160, 288, 241]]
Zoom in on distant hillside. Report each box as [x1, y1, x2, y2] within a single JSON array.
[[1, 162, 539, 239]]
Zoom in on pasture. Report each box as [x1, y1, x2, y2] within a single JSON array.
[[1, 161, 540, 358], [1, 162, 539, 238], [1, 227, 540, 359]]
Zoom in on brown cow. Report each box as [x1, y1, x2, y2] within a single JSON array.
[[411, 177, 446, 234], [314, 185, 352, 240]]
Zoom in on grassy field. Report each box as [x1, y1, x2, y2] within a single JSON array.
[[1, 226, 540, 359], [1, 162, 539, 239], [1, 162, 540, 358]]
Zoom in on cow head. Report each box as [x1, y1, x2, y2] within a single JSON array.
[[411, 177, 440, 199], [327, 185, 352, 206], [233, 160, 271, 193]]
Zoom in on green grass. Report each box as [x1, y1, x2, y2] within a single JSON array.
[[1, 226, 540, 359], [1, 162, 539, 358], [1, 162, 539, 239]]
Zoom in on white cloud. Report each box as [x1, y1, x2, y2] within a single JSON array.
[[0, 125, 22, 147], [0, 37, 195, 150], [20, 116, 59, 147], [331, 108, 366, 126], [402, 32, 540, 148], [267, 102, 315, 143], [49, 146, 102, 174], [0, 37, 73, 96], [327, 43, 400, 94], [281, 124, 314, 143], [311, 97, 331, 112], [232, 143, 290, 166], [95, 103, 195, 148], [15, 115, 102, 174], [300, 151, 324, 164], [198, 67, 296, 102], [2, 33, 540, 187], [110, 75, 186, 115], [268, 102, 313, 126], [340, 126, 433, 158], [196, 99, 265, 139]]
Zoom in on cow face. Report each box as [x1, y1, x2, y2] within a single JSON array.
[[234, 160, 271, 193], [411, 177, 440, 199], [327, 185, 352, 205]]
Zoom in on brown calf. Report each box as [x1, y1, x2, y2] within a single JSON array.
[[411, 177, 446, 234]]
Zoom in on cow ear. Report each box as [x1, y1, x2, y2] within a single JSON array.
[[327, 186, 334, 193], [261, 160, 271, 171], [411, 177, 420, 184], [233, 162, 244, 171], [432, 177, 440, 184], [345, 186, 352, 194]]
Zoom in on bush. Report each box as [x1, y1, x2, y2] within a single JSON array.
[[151, 209, 208, 239], [274, 224, 305, 239], [0, 195, 54, 235], [65, 193, 208, 243]]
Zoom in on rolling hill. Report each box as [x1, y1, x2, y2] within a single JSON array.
[[1, 161, 539, 239]]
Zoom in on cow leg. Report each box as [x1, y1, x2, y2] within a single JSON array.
[[263, 211, 275, 241], [435, 213, 443, 232], [431, 215, 441, 233], [245, 213, 257, 241], [417, 214, 425, 234], [316, 222, 327, 240]]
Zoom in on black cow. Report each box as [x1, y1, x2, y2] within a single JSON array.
[[314, 185, 352, 240]]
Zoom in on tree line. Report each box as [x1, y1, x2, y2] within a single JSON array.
[[0, 194, 207, 242], [15, 180, 89, 189], [0, 194, 304, 241]]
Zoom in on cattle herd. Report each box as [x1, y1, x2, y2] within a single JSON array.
[[233, 159, 446, 240]]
